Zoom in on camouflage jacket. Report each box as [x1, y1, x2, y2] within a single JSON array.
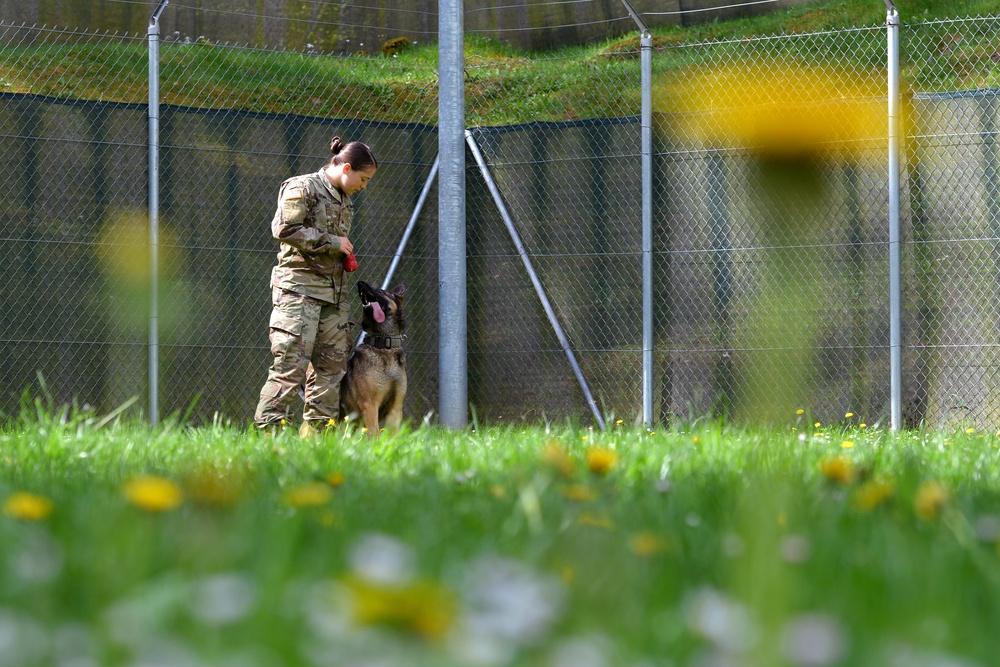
[[269, 169, 353, 304]]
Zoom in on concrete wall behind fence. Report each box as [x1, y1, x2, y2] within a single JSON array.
[[0, 0, 817, 52]]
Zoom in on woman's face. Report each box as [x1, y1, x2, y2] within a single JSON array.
[[328, 163, 376, 195]]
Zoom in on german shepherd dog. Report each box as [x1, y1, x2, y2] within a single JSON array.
[[339, 281, 407, 437]]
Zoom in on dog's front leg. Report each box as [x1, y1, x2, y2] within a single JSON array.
[[383, 388, 406, 432], [358, 400, 380, 439]]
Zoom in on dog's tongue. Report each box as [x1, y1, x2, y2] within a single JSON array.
[[370, 301, 385, 323]]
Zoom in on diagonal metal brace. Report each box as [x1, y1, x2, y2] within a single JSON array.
[[358, 155, 439, 347], [465, 130, 607, 430]]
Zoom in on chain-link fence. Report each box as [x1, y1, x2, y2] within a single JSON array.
[[0, 22, 440, 425], [3, 14, 1000, 428]]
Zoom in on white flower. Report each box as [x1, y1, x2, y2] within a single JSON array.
[[449, 555, 565, 666], [348, 533, 415, 586], [684, 588, 758, 655], [780, 614, 846, 666], [188, 573, 256, 626]]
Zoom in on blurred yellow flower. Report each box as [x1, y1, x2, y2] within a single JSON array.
[[562, 484, 596, 502], [796, 409, 805, 415], [185, 465, 245, 507], [542, 441, 576, 478], [629, 532, 667, 556], [852, 480, 894, 512], [814, 422, 822, 428], [490, 484, 507, 499], [2, 492, 53, 521], [585, 447, 618, 475], [966, 427, 975, 435], [840, 440, 854, 449], [283, 482, 333, 508], [327, 472, 345, 487], [344, 575, 455, 641], [819, 456, 856, 485], [914, 481, 949, 521], [123, 475, 184, 513], [860, 423, 867, 429], [579, 512, 614, 530], [845, 412, 854, 418], [660, 62, 889, 163]]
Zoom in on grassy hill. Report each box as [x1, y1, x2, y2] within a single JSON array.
[[2, 0, 1000, 125]]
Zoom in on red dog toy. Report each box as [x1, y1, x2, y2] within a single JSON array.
[[343, 252, 358, 272]]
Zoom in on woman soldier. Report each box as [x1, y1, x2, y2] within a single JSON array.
[[254, 136, 377, 435]]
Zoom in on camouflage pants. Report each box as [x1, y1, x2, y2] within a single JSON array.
[[254, 287, 352, 426]]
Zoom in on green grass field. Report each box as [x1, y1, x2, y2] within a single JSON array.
[[2, 401, 999, 666], [5, 0, 1000, 125]]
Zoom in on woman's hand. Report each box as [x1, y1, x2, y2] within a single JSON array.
[[338, 236, 354, 256]]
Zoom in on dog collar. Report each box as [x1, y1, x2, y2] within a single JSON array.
[[368, 334, 405, 350]]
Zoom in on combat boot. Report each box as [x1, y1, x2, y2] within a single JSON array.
[[299, 419, 338, 438]]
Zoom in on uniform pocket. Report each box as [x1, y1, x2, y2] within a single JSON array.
[[269, 289, 305, 335]]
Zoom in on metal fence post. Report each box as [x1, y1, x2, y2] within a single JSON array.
[[640, 31, 653, 428], [438, 0, 468, 429], [619, 0, 654, 426], [887, 1, 902, 430], [148, 0, 168, 426]]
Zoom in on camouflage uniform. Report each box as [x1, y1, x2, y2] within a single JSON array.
[[254, 169, 354, 428]]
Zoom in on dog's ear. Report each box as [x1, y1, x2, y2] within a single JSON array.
[[391, 284, 407, 299]]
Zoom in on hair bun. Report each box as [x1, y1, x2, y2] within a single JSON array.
[[329, 136, 343, 155]]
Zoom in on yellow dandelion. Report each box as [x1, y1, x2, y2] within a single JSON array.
[[661, 62, 889, 165], [562, 484, 596, 502], [796, 409, 805, 415], [185, 465, 245, 507], [819, 456, 856, 485], [280, 418, 287, 426], [629, 532, 667, 557], [585, 447, 618, 476], [615, 419, 624, 426], [326, 472, 345, 487], [345, 575, 455, 641], [2, 492, 53, 521], [283, 482, 333, 508], [852, 479, 894, 512], [542, 441, 576, 478], [328, 418, 337, 427], [578, 512, 614, 530], [860, 423, 867, 429], [841, 440, 854, 449], [123, 475, 184, 513], [914, 481, 949, 521], [814, 422, 822, 428], [845, 412, 854, 418], [966, 427, 975, 435], [692, 436, 701, 444]]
